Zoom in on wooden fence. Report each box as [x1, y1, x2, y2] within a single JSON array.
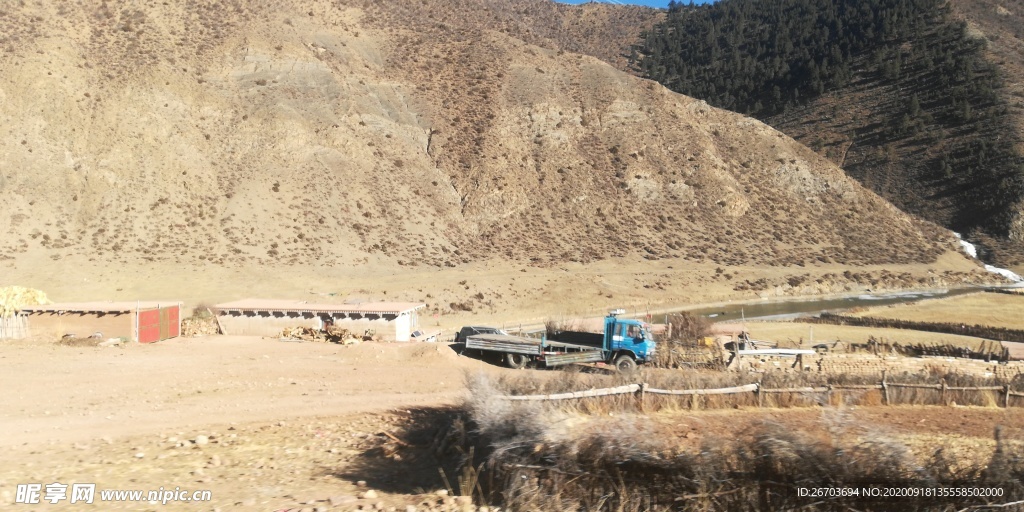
[[499, 379, 1024, 408]]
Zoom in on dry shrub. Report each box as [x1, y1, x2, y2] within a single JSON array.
[[190, 303, 214, 320], [57, 336, 103, 347], [543, 317, 593, 338], [449, 301, 473, 312], [544, 317, 567, 338], [463, 372, 550, 444], [654, 313, 720, 369]]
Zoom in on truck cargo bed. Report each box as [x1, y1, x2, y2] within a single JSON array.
[[547, 331, 604, 349], [465, 334, 543, 355], [465, 334, 604, 365], [543, 350, 607, 366]]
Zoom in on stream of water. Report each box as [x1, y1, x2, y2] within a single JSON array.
[[674, 287, 983, 322]]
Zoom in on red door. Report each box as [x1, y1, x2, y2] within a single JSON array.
[[138, 309, 160, 343], [168, 306, 180, 337]]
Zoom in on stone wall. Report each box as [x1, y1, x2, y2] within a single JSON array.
[[736, 352, 1024, 381]]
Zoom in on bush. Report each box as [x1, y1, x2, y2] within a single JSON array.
[[190, 303, 213, 320], [655, 313, 719, 369]]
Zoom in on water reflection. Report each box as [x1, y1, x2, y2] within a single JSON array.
[[676, 288, 983, 322]]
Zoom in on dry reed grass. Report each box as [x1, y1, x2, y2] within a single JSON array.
[[470, 367, 1023, 415], [853, 291, 1024, 330], [459, 371, 1024, 511]]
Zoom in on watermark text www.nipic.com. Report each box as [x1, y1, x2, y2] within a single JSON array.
[[15, 483, 213, 505]]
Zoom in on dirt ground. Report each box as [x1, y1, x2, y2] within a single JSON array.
[[2, 336, 1024, 511], [0, 337, 492, 449], [0, 336, 512, 511]]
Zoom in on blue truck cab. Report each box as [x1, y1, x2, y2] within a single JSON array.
[[603, 309, 656, 371]]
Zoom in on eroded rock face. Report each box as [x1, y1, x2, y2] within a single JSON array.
[[0, 0, 953, 270], [1011, 204, 1024, 243]]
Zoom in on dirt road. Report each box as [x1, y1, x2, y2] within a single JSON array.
[[0, 336, 526, 511], [0, 337, 503, 449]]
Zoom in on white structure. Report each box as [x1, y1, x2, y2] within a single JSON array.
[[0, 313, 29, 339], [213, 299, 426, 341]]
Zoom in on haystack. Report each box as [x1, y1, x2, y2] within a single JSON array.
[[0, 286, 49, 339], [0, 286, 51, 318]]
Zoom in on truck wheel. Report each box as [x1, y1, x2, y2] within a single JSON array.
[[506, 353, 529, 369], [614, 354, 637, 373]]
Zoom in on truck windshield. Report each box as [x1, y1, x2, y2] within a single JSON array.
[[636, 324, 654, 341]]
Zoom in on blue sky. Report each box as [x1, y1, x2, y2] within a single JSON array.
[[554, 0, 714, 7]]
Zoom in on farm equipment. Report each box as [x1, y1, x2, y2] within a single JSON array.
[[465, 309, 656, 372]]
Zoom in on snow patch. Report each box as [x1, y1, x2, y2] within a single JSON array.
[[953, 232, 1023, 283], [985, 264, 1024, 283], [955, 233, 978, 258]]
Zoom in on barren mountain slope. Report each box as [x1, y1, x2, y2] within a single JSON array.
[[0, 0, 984, 309], [370, 0, 661, 73]]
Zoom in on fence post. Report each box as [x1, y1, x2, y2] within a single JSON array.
[[756, 381, 763, 408], [638, 382, 647, 412], [827, 383, 834, 406], [940, 379, 947, 405], [881, 371, 890, 406], [1005, 385, 1011, 408]]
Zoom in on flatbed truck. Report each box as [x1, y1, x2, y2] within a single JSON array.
[[465, 309, 656, 372]]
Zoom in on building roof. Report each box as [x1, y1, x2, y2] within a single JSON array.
[[21, 301, 180, 313], [213, 299, 425, 316]]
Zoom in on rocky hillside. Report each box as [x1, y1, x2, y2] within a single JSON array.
[[0, 0, 963, 277]]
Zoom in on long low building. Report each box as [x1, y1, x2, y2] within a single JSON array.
[[19, 302, 182, 343], [213, 299, 426, 341]]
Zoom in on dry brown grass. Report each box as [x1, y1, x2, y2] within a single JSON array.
[[745, 320, 993, 352], [56, 336, 104, 347], [653, 313, 721, 369], [460, 371, 1024, 511], [466, 367, 1023, 420], [852, 291, 1024, 330]]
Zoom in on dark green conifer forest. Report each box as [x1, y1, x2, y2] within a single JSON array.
[[635, 0, 1024, 265]]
